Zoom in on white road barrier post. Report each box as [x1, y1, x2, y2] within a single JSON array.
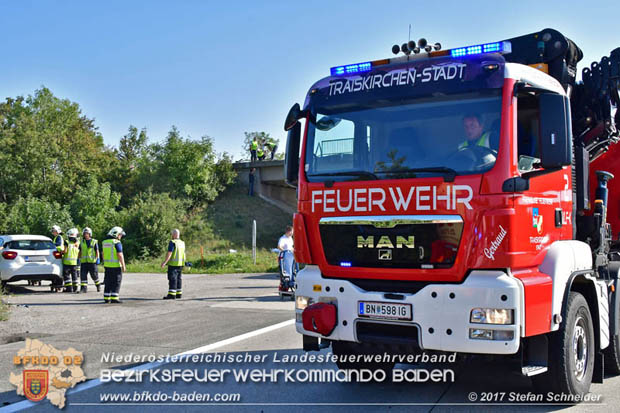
[[252, 219, 257, 265]]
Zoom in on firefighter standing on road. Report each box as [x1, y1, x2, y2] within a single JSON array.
[[51, 225, 64, 252], [161, 229, 186, 299], [78, 227, 101, 293], [62, 228, 80, 293], [102, 226, 126, 304]]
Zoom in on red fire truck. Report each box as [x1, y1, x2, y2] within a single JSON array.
[[283, 29, 620, 397]]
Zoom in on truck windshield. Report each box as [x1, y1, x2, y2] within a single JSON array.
[[305, 91, 502, 182]]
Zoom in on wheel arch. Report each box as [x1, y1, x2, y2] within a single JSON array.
[[539, 240, 593, 332]]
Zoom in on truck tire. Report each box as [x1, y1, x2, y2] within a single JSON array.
[[604, 307, 620, 375], [532, 292, 594, 397], [332, 341, 395, 373]]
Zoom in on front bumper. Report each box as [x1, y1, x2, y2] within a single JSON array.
[[295, 265, 523, 354]]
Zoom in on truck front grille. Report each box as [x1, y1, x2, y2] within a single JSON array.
[[319, 215, 463, 269]]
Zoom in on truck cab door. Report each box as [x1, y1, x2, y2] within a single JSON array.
[[513, 92, 573, 259]]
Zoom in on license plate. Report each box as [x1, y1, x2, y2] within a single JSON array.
[[25, 256, 45, 262], [358, 301, 412, 321]]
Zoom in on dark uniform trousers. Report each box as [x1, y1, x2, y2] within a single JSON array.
[[63, 265, 78, 292], [103, 267, 122, 302], [167, 266, 183, 298], [80, 263, 100, 290]]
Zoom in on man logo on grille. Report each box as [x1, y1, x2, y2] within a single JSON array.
[[357, 235, 414, 249], [378, 249, 393, 260]]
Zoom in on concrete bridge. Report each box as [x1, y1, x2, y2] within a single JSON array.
[[233, 160, 296, 214]]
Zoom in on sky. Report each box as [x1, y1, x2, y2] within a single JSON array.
[[1, 0, 619, 160]]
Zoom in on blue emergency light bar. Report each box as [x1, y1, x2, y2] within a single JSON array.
[[329, 40, 511, 76], [450, 41, 511, 58], [339, 261, 352, 267], [330, 61, 372, 76]]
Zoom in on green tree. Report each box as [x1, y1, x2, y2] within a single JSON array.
[[0, 89, 238, 253], [69, 176, 121, 240], [0, 203, 9, 234], [213, 152, 237, 191], [0, 88, 115, 204], [150, 126, 234, 206], [112, 125, 153, 206], [118, 125, 149, 164], [5, 197, 74, 236]]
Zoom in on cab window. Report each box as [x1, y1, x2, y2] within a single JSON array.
[[517, 94, 541, 172]]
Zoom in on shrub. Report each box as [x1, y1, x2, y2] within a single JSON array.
[[69, 176, 121, 241], [118, 192, 187, 260]]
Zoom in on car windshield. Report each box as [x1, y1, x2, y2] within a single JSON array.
[[4, 240, 55, 250], [305, 91, 502, 182]]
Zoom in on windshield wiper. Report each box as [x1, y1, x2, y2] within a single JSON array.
[[375, 167, 457, 182], [307, 171, 379, 180]]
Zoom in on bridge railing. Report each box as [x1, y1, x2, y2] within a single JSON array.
[[315, 138, 353, 157]]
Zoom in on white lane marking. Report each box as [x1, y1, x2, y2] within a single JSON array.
[[2, 319, 295, 412], [179, 319, 295, 355]]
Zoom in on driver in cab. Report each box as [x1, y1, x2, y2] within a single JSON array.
[[458, 114, 491, 150]]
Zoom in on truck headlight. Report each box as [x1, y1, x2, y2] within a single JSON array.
[[295, 296, 313, 311], [470, 308, 513, 325]]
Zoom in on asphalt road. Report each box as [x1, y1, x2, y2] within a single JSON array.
[[1, 272, 618, 412]]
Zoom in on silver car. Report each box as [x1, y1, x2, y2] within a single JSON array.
[[0, 235, 63, 291]]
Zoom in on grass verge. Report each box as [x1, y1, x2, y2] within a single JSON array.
[[125, 248, 279, 274], [0, 286, 9, 321]]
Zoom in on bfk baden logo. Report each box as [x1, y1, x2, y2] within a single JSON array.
[[10, 339, 86, 409], [23, 370, 49, 402]]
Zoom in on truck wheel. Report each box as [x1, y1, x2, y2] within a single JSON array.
[[533, 292, 594, 397], [332, 341, 395, 373], [604, 306, 620, 375]]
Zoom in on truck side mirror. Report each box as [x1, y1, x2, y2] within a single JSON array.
[[284, 103, 302, 131], [539, 93, 572, 169], [285, 122, 301, 188]]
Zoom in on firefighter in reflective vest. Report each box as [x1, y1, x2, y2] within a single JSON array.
[[62, 228, 80, 292], [458, 114, 491, 150], [256, 145, 265, 161], [267, 139, 278, 160], [78, 227, 101, 293], [102, 226, 126, 304], [51, 225, 64, 252], [250, 137, 258, 162], [160, 229, 186, 299]]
